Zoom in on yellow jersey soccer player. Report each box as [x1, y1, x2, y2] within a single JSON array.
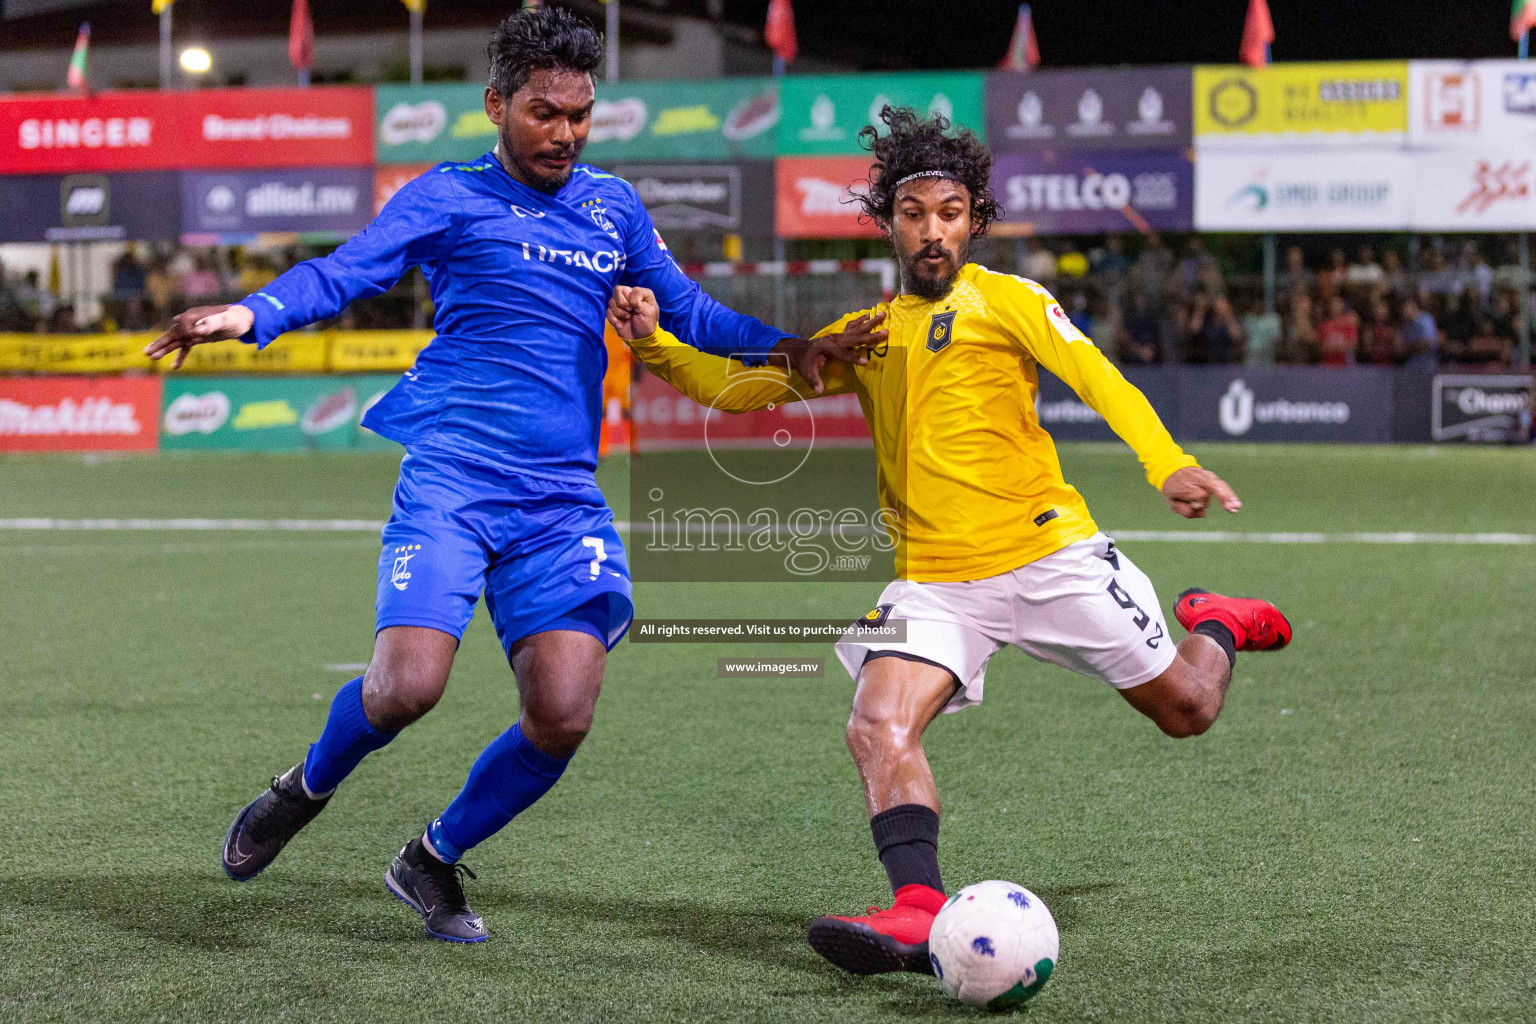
[[609, 106, 1292, 977]]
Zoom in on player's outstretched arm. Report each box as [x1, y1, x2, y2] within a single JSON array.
[[143, 304, 255, 369], [771, 314, 886, 395], [607, 286, 853, 412]]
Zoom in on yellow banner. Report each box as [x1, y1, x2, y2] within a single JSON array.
[[0, 333, 157, 374], [1194, 61, 1409, 137], [0, 330, 429, 375], [329, 330, 434, 372]]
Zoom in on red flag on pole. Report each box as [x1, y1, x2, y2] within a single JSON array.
[[998, 5, 1040, 71], [66, 22, 90, 93], [1240, 0, 1275, 67], [766, 0, 798, 64], [289, 0, 314, 74]]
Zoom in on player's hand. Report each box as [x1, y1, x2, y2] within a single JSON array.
[[144, 304, 255, 370], [1161, 466, 1242, 519], [606, 285, 659, 342], [772, 312, 887, 395]]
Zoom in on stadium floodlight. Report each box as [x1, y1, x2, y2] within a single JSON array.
[[179, 47, 212, 74]]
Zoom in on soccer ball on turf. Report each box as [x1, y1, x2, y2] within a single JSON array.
[[927, 881, 1058, 1010]]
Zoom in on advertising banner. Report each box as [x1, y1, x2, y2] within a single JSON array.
[[0, 170, 181, 242], [0, 332, 156, 374], [160, 375, 402, 451], [774, 156, 882, 238], [374, 163, 435, 215], [1195, 146, 1411, 230], [0, 375, 161, 452], [0, 90, 181, 174], [1194, 62, 1409, 141], [1431, 374, 1533, 442], [986, 67, 1191, 152], [1409, 149, 1536, 230], [374, 80, 780, 165], [172, 333, 331, 375], [992, 150, 1193, 235], [0, 87, 372, 176], [180, 167, 374, 236], [1034, 367, 1179, 441], [329, 331, 434, 373], [779, 72, 985, 156], [1409, 60, 1536, 149], [177, 87, 374, 169], [631, 368, 871, 449], [611, 162, 775, 236], [1177, 368, 1395, 442]]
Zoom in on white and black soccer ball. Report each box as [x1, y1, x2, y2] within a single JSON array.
[[927, 881, 1058, 1010]]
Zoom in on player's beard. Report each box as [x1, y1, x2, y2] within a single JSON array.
[[504, 140, 584, 194], [897, 236, 969, 301]]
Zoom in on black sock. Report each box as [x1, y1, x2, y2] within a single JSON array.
[[870, 804, 942, 894], [1192, 620, 1237, 671]]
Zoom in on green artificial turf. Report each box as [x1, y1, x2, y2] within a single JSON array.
[[1, 444, 1532, 1023]]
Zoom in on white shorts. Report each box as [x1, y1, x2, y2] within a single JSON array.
[[834, 533, 1177, 712]]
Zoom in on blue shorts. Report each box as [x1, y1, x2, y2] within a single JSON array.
[[375, 448, 633, 656]]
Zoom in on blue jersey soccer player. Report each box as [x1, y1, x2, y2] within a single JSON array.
[[146, 8, 879, 944]]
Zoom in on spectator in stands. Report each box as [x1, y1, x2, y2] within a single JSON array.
[[1186, 291, 1243, 364], [1380, 248, 1409, 298], [1440, 289, 1478, 362], [1316, 247, 1348, 304], [1358, 296, 1399, 365], [1129, 234, 1173, 312], [111, 244, 146, 299], [1022, 238, 1057, 287], [1177, 237, 1220, 297], [1117, 291, 1162, 365], [1466, 314, 1513, 365], [144, 259, 177, 319], [181, 253, 222, 300], [1278, 245, 1311, 307], [1091, 234, 1130, 291], [1420, 249, 1458, 297], [1346, 245, 1385, 292], [1088, 287, 1121, 354], [1316, 295, 1359, 366], [1398, 295, 1440, 368], [1492, 238, 1531, 295], [1240, 292, 1280, 367], [1284, 292, 1316, 363]]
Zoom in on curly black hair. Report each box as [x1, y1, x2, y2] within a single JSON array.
[[853, 105, 1000, 236], [487, 6, 603, 98]]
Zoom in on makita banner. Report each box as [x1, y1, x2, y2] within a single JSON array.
[[0, 376, 161, 452], [1179, 368, 1395, 442], [992, 150, 1193, 235], [181, 167, 374, 236], [0, 87, 372, 175], [0, 171, 180, 242], [611, 162, 775, 236], [986, 68, 1192, 153]]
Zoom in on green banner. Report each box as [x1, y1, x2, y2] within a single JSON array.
[[375, 80, 780, 165], [778, 72, 986, 155], [160, 376, 403, 452]]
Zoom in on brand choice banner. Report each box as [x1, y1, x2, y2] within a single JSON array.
[[1195, 147, 1411, 230], [992, 150, 1193, 235], [181, 167, 374, 236], [611, 162, 774, 236], [0, 87, 373, 175], [375, 80, 780, 165], [986, 68, 1191, 152], [1194, 62, 1409, 140], [774, 156, 882, 238], [1431, 374, 1533, 442], [0, 376, 161, 452], [1180, 368, 1395, 442], [779, 72, 985, 156], [0, 170, 181, 242], [161, 375, 403, 451]]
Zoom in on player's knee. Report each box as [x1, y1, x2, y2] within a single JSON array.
[[362, 663, 445, 730], [845, 706, 912, 764], [522, 700, 594, 757], [1154, 694, 1218, 738]]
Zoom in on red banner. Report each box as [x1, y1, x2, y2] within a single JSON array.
[[374, 163, 435, 215], [775, 156, 883, 239], [631, 370, 870, 449], [0, 376, 162, 452], [0, 87, 373, 175]]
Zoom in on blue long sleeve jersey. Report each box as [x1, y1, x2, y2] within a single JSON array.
[[236, 154, 785, 479]]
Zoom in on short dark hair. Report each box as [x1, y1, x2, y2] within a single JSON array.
[[487, 7, 603, 99], [853, 105, 1000, 236]]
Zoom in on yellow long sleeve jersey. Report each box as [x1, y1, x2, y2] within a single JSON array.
[[631, 263, 1198, 582]]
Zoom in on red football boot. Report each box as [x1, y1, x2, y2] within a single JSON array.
[[807, 884, 946, 975], [1175, 588, 1292, 651]]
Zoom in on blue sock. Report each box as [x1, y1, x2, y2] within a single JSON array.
[[301, 677, 397, 797], [426, 722, 569, 863]]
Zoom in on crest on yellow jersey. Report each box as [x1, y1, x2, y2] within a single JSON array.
[[926, 310, 957, 353]]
